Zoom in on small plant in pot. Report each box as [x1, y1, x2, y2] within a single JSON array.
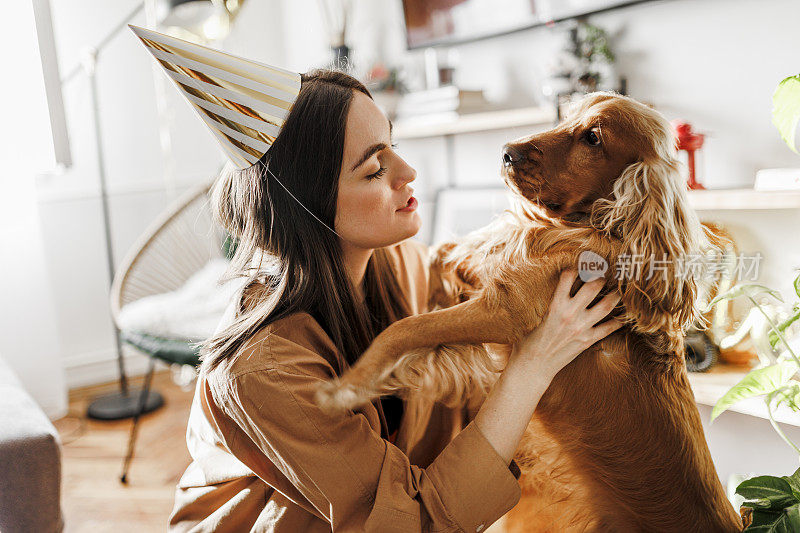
[[705, 74, 800, 530], [707, 275, 800, 527]]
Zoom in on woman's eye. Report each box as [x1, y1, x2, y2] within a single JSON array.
[[584, 130, 601, 146], [367, 166, 387, 180]]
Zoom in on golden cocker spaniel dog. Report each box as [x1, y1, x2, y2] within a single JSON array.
[[316, 92, 742, 531]]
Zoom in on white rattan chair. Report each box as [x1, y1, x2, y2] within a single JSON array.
[[109, 176, 231, 482]]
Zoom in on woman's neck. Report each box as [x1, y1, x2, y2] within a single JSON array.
[[340, 240, 373, 301]]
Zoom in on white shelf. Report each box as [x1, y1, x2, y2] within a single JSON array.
[[689, 364, 800, 426], [391, 106, 800, 213], [688, 188, 800, 211], [393, 106, 556, 140]]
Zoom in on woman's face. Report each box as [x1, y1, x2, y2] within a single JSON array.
[[335, 91, 421, 249]]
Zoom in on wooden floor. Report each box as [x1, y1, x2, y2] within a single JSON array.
[[53, 370, 195, 532]]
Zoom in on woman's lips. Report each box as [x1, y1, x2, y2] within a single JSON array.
[[397, 196, 417, 212]]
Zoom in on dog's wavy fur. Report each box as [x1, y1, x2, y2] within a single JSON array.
[[316, 92, 742, 531]]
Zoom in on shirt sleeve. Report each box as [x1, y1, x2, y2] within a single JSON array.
[[217, 356, 521, 532]]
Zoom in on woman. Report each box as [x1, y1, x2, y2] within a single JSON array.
[[158, 67, 622, 532]]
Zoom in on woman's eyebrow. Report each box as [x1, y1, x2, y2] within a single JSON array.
[[351, 143, 388, 171]]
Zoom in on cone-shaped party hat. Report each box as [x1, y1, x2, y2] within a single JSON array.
[[128, 24, 301, 169]]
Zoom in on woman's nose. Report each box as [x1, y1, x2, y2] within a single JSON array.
[[402, 166, 416, 184], [395, 156, 416, 186]]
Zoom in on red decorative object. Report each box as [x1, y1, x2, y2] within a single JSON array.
[[672, 120, 706, 190]]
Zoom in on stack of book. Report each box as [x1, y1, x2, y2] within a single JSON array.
[[395, 86, 488, 122], [754, 168, 800, 191]]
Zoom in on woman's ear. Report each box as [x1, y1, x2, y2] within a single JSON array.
[[593, 157, 714, 353]]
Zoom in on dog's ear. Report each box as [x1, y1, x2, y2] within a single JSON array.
[[592, 157, 716, 353]]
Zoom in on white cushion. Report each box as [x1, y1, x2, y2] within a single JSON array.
[[118, 258, 247, 341]]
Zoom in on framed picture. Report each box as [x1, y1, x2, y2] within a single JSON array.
[[401, 0, 660, 49], [431, 187, 515, 245]]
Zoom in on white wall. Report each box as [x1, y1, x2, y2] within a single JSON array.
[[0, 1, 68, 419], [698, 404, 800, 489]]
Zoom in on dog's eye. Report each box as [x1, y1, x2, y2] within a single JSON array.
[[584, 130, 601, 146]]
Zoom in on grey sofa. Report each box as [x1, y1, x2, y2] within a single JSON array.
[[0, 354, 64, 532]]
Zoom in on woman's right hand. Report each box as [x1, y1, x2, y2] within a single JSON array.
[[509, 269, 623, 378]]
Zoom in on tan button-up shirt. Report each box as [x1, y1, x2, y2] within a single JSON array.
[[168, 239, 522, 532]]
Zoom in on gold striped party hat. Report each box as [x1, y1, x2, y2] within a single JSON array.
[[128, 24, 301, 169]]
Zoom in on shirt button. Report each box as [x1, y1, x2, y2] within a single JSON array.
[[476, 525, 485, 532]]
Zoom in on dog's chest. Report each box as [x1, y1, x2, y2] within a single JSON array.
[[502, 417, 603, 533]]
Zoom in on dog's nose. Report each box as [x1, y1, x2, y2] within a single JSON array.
[[502, 145, 523, 167]]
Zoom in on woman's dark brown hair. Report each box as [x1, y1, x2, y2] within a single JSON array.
[[198, 69, 413, 376]]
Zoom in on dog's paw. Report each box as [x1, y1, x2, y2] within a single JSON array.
[[314, 380, 372, 413]]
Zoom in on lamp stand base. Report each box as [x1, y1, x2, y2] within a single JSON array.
[[86, 389, 164, 420]]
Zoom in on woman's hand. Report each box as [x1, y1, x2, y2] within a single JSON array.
[[509, 269, 622, 378]]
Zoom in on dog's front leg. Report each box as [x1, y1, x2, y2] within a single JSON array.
[[315, 292, 533, 411], [314, 253, 574, 411], [376, 294, 524, 358]]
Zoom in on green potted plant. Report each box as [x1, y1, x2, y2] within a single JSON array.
[[705, 74, 800, 530], [773, 75, 800, 155]]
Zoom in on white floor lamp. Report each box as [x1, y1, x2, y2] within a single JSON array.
[[59, 3, 166, 421]]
